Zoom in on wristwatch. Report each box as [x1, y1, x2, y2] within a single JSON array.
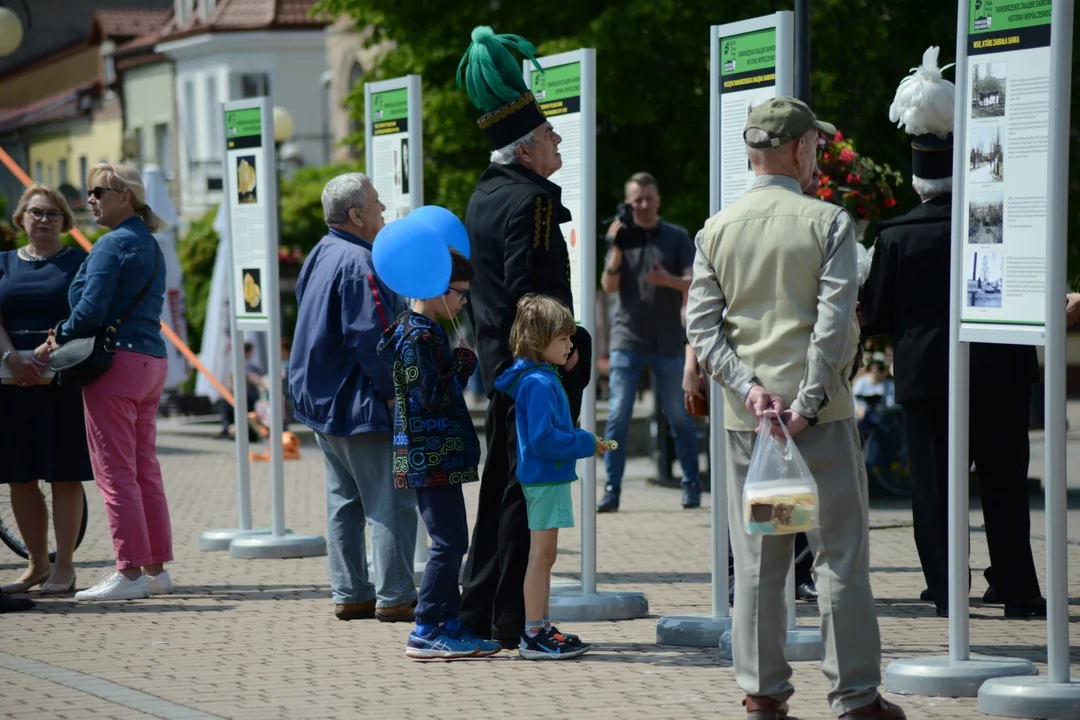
[[1, 349, 13, 366], [604, 265, 620, 276]]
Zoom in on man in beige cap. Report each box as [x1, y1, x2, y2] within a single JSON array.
[[686, 97, 904, 720]]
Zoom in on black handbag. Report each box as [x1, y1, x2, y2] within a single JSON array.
[[50, 246, 161, 387]]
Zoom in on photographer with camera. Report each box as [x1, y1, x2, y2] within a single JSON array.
[[598, 172, 700, 512]]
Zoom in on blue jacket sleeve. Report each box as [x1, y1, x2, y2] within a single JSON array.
[[340, 270, 396, 403], [518, 379, 597, 462], [402, 331, 476, 411], [58, 237, 121, 342]]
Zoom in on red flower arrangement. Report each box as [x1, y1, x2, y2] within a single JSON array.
[[816, 131, 904, 224], [278, 245, 304, 265]]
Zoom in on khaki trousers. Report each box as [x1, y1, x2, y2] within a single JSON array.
[[726, 418, 881, 715]]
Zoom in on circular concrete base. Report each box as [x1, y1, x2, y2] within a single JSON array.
[[229, 533, 327, 559], [719, 625, 824, 662], [199, 528, 275, 552], [978, 675, 1080, 719], [548, 591, 649, 622], [656, 615, 733, 647], [884, 655, 1039, 698]]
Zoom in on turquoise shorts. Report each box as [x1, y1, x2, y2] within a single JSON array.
[[521, 483, 575, 531]]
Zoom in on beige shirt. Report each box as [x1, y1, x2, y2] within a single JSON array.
[[686, 174, 859, 430]]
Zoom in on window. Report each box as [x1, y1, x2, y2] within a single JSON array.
[[79, 156, 88, 192], [240, 73, 270, 99], [47, 165, 53, 187], [154, 123, 173, 179], [206, 76, 221, 157], [33, 161, 42, 183], [58, 158, 68, 185]]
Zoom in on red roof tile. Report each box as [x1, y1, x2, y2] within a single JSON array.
[[157, 0, 328, 43], [94, 9, 173, 40], [0, 80, 102, 134]]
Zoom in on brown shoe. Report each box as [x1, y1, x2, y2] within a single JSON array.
[[375, 599, 417, 623], [335, 599, 376, 620], [839, 695, 906, 719], [743, 695, 789, 719]]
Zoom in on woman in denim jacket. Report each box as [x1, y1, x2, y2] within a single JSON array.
[[45, 164, 174, 602]]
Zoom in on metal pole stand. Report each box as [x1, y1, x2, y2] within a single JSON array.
[[657, 381, 732, 646], [884, 8, 1038, 691], [977, 2, 1078, 715], [200, 321, 273, 552]]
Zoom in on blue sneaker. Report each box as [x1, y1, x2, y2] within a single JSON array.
[[447, 626, 501, 657], [405, 627, 479, 659], [519, 628, 588, 660]]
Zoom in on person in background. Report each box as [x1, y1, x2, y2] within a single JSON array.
[[853, 356, 896, 422], [599, 172, 700, 512], [289, 172, 418, 623], [49, 164, 173, 602], [0, 185, 91, 596], [861, 47, 1044, 619]]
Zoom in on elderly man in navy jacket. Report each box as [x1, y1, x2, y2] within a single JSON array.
[[289, 173, 418, 623]]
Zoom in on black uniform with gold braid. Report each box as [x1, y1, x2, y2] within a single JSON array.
[[861, 47, 1044, 617], [455, 26, 593, 645]]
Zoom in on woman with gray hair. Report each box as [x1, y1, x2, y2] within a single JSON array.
[[44, 163, 174, 602]]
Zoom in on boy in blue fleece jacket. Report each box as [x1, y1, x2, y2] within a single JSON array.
[[377, 249, 501, 661], [495, 294, 610, 660]]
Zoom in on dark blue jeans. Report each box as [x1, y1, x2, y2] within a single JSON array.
[[414, 483, 469, 626]]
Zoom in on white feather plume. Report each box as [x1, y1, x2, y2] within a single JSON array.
[[888, 46, 956, 139]]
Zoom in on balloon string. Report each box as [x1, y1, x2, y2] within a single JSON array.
[[441, 296, 462, 343]]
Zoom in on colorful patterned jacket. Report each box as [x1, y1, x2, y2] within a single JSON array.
[[377, 311, 481, 489]]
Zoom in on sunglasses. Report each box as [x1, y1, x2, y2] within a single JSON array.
[[26, 207, 62, 222], [88, 186, 119, 200], [446, 286, 469, 301]]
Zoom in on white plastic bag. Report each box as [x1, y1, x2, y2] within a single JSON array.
[[743, 411, 820, 535]]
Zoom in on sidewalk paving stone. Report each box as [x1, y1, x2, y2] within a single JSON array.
[[0, 432, 1076, 720]]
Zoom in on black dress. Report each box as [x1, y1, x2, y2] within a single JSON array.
[[0, 246, 94, 483]]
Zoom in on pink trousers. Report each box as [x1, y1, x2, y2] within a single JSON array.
[[83, 350, 172, 570]]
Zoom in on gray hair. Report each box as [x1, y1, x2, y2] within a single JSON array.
[[744, 128, 778, 165], [912, 175, 952, 198], [490, 129, 537, 165], [322, 172, 372, 225]]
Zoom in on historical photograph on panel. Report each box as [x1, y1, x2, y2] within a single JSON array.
[[968, 191, 1004, 244], [968, 126, 1004, 183], [971, 62, 1006, 118], [965, 251, 1003, 308]]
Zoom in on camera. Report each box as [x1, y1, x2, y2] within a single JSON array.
[[614, 201, 635, 228]]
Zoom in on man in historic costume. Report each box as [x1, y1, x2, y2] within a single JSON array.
[[455, 26, 592, 648], [861, 47, 1045, 619]]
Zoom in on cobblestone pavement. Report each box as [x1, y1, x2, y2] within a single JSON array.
[[0, 432, 1077, 720]]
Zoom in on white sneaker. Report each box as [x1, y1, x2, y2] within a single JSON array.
[[147, 570, 174, 595], [75, 572, 149, 601]]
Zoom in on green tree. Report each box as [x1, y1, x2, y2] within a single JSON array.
[[316, 0, 1080, 281]]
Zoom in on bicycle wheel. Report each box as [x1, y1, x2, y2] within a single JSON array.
[[0, 482, 88, 561]]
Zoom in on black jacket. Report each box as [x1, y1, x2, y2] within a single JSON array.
[[860, 193, 1038, 404], [465, 163, 574, 396]]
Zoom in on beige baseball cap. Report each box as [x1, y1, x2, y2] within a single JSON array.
[[744, 97, 837, 149]]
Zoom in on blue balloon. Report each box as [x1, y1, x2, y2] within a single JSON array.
[[373, 217, 452, 300], [408, 205, 471, 259]]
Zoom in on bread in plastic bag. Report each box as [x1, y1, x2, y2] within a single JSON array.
[[744, 411, 820, 535]]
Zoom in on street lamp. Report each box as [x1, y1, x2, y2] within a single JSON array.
[[272, 106, 294, 145], [0, 5, 25, 57]]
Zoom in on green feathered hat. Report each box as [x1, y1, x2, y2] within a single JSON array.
[[457, 26, 548, 149]]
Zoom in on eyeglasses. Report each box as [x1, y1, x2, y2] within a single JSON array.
[[446, 286, 469, 301], [26, 208, 62, 222], [88, 186, 119, 200]]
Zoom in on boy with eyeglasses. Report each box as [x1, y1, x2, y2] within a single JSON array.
[[377, 248, 501, 659]]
